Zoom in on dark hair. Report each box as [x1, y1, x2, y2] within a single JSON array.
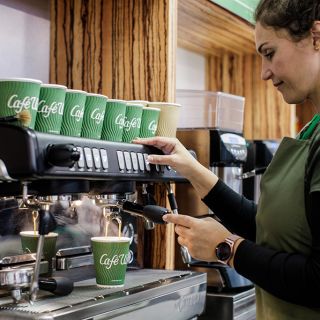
[[255, 0, 320, 40]]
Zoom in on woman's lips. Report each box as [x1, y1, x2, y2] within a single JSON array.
[[274, 81, 284, 88]]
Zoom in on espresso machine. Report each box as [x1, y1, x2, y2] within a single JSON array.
[[176, 128, 255, 320], [243, 140, 280, 203], [0, 123, 206, 319]]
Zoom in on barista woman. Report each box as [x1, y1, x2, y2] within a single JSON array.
[[134, 1, 320, 319]]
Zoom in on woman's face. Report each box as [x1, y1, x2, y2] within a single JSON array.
[[255, 22, 320, 105]]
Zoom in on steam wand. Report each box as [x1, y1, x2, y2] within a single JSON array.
[[29, 205, 57, 302], [165, 182, 192, 265]]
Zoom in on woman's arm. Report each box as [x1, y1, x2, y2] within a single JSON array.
[[133, 137, 219, 198], [202, 180, 257, 241]]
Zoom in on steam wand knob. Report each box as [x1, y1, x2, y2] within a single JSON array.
[[46, 144, 80, 167]]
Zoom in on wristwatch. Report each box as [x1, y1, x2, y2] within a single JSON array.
[[215, 234, 242, 266]]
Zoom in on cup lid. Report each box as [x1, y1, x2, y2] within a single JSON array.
[[41, 84, 67, 89], [108, 99, 125, 102], [66, 89, 87, 94], [148, 102, 181, 107], [91, 236, 131, 242], [20, 231, 58, 237], [86, 93, 108, 99], [0, 78, 42, 84], [143, 107, 160, 111]]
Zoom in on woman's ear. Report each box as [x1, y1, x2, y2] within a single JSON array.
[[311, 21, 320, 50]]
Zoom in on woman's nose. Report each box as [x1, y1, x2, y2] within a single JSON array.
[[261, 62, 273, 81]]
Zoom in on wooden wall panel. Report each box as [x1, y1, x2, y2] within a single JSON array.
[[50, 0, 177, 270], [206, 52, 292, 139]]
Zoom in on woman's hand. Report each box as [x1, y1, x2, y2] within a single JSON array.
[[133, 136, 198, 178], [133, 136, 219, 198], [163, 213, 233, 262]]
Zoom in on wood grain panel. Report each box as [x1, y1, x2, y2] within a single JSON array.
[[178, 0, 256, 55], [51, 0, 177, 270]]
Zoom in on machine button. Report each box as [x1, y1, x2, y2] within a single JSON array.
[[143, 153, 151, 172], [100, 149, 108, 170], [77, 147, 85, 168], [124, 151, 132, 171], [160, 165, 165, 173], [130, 152, 139, 171], [155, 164, 160, 172], [92, 148, 101, 169], [167, 165, 172, 171], [137, 153, 145, 171], [117, 151, 125, 171], [84, 147, 93, 169]]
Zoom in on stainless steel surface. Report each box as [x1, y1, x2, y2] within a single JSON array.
[[211, 166, 243, 194], [0, 267, 33, 303], [199, 288, 256, 320], [30, 236, 45, 302], [0, 269, 207, 320], [56, 254, 93, 270], [56, 246, 91, 257], [0, 159, 15, 181], [0, 254, 36, 266]]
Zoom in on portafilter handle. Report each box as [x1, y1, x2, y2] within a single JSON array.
[[30, 207, 57, 302], [122, 201, 169, 224]]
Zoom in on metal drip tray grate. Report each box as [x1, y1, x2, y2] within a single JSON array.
[[0, 269, 207, 320]]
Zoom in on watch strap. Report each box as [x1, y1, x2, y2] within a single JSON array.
[[217, 234, 242, 266]]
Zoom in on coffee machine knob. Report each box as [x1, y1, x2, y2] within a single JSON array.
[[46, 144, 80, 167]]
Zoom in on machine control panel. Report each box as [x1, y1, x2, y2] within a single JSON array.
[[0, 124, 184, 182]]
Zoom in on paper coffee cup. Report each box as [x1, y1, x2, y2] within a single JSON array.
[[81, 93, 108, 139], [35, 84, 67, 134], [91, 236, 131, 288], [0, 78, 42, 129], [147, 102, 181, 137], [101, 99, 127, 142], [127, 100, 149, 107], [122, 103, 143, 143], [60, 89, 87, 137], [20, 231, 58, 263], [139, 107, 160, 138]]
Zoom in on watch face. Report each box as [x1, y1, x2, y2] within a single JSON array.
[[216, 242, 231, 261]]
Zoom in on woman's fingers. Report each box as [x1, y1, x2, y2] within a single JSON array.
[[163, 213, 196, 228]]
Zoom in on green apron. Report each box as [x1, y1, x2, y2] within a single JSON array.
[[255, 129, 320, 319]]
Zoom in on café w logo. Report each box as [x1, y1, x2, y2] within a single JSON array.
[[148, 120, 157, 134], [115, 114, 125, 129], [123, 117, 141, 132], [99, 252, 132, 270], [7, 94, 39, 113], [91, 108, 105, 125], [70, 105, 84, 122], [38, 100, 64, 118]]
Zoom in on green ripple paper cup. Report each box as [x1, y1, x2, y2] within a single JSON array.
[[147, 102, 181, 138], [20, 231, 58, 264], [101, 99, 126, 142], [60, 89, 87, 137], [91, 236, 131, 288], [35, 84, 67, 134], [122, 103, 143, 143], [0, 78, 42, 129], [139, 107, 160, 138], [81, 93, 108, 139]]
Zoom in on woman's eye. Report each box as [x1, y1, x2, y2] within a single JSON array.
[[264, 51, 274, 60]]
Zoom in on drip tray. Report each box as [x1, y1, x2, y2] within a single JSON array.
[[0, 269, 207, 320]]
